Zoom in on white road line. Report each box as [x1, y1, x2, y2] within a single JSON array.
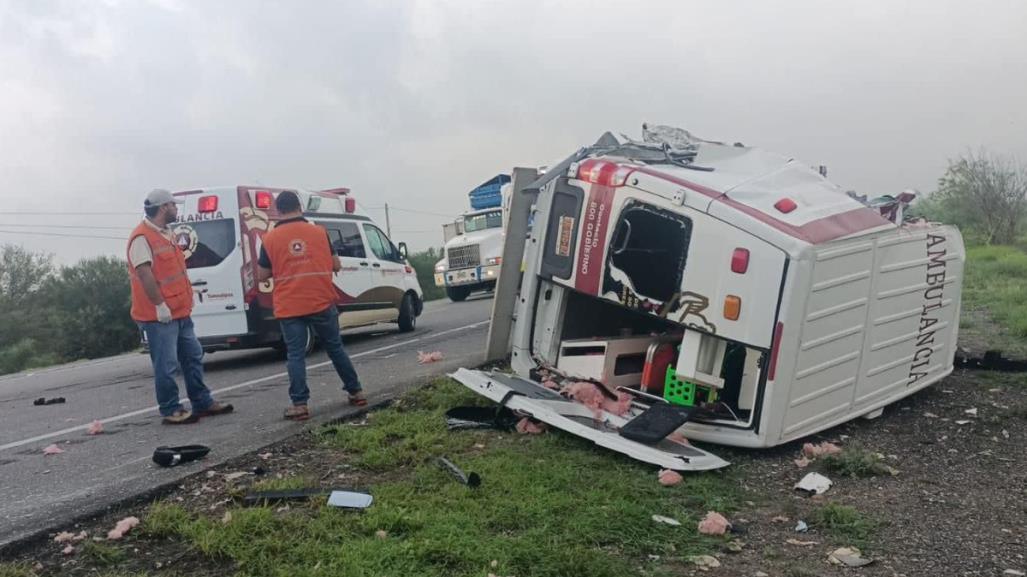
[[0, 319, 489, 453]]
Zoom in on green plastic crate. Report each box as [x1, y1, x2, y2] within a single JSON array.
[[663, 365, 697, 406]]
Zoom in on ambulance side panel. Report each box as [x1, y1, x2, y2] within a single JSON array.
[[780, 225, 964, 441]]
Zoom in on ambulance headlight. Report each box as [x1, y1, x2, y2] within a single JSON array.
[[435, 263, 446, 273]]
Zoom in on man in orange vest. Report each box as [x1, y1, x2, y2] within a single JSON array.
[[128, 189, 234, 424], [257, 191, 366, 421]]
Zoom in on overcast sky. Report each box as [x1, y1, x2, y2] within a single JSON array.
[[2, 0, 1025, 263]]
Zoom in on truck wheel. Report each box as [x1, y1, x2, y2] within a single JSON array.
[[446, 286, 471, 302], [398, 294, 417, 332]]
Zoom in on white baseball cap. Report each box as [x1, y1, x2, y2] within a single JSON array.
[[144, 189, 184, 207]]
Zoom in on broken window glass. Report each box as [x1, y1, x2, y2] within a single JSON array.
[[603, 201, 692, 306]]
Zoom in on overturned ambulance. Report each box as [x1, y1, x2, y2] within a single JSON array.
[[453, 126, 964, 471]]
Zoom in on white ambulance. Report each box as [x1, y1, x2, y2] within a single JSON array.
[[168, 186, 425, 353], [454, 126, 965, 471]]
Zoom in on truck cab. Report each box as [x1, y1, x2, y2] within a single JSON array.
[[434, 175, 509, 302]]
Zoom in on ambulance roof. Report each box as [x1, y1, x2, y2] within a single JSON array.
[[591, 131, 895, 247]]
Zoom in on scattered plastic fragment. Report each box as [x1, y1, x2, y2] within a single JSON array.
[[802, 441, 842, 459], [828, 546, 873, 567], [34, 397, 66, 406], [107, 516, 140, 540], [1003, 570, 1026, 576], [794, 520, 808, 533], [689, 555, 721, 568], [515, 417, 547, 435], [437, 457, 482, 488], [86, 420, 104, 435], [652, 514, 681, 526], [152, 445, 210, 467], [955, 420, 971, 425], [965, 408, 979, 417], [794, 457, 811, 468], [697, 511, 731, 535], [658, 469, 684, 487], [771, 516, 790, 523], [795, 472, 833, 495], [786, 539, 818, 547], [924, 412, 939, 418], [417, 351, 444, 364], [258, 452, 273, 460], [327, 491, 374, 509], [42, 444, 64, 455], [224, 471, 252, 482]]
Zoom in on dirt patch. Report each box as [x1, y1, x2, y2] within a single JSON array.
[[685, 368, 1027, 577]]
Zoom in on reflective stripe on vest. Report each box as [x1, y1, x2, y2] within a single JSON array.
[[127, 221, 194, 322], [262, 221, 338, 319]]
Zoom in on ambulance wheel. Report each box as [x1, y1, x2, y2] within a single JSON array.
[[398, 294, 417, 332], [446, 286, 470, 302], [274, 326, 316, 357]]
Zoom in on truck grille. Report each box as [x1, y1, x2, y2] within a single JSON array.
[[447, 244, 481, 269]]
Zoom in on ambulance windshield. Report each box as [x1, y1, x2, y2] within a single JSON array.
[[172, 219, 237, 269]]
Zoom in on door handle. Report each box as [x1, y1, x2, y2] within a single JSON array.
[[372, 263, 381, 268], [359, 262, 369, 267], [191, 280, 208, 286]]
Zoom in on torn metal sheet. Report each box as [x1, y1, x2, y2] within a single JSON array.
[[450, 368, 729, 471]]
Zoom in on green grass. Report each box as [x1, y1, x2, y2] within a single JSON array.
[[819, 446, 895, 478], [961, 244, 1027, 355], [811, 503, 879, 547], [138, 378, 744, 577], [80, 541, 126, 567], [0, 563, 37, 577]]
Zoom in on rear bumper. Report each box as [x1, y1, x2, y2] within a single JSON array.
[[435, 265, 501, 288]]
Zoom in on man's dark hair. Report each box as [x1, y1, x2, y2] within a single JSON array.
[[276, 191, 301, 213], [144, 204, 160, 218]]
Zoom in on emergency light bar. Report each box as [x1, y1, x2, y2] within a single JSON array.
[[574, 159, 637, 188]]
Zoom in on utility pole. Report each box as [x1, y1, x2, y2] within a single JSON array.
[[384, 203, 392, 238]]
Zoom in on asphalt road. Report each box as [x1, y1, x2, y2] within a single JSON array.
[[0, 295, 493, 550]]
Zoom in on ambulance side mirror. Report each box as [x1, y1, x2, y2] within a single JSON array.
[[397, 242, 409, 260]]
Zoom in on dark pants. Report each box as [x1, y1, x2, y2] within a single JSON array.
[[138, 317, 215, 417], [279, 306, 362, 405]]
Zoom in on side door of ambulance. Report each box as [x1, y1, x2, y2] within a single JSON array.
[[320, 220, 383, 327], [362, 223, 407, 321]]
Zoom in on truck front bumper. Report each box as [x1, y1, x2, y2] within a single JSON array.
[[435, 264, 501, 288]]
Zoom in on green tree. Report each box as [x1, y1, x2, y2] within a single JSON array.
[[407, 247, 445, 302], [931, 150, 1027, 245], [0, 245, 55, 373], [44, 256, 138, 360]]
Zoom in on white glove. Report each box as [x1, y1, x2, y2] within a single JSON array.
[[156, 302, 173, 324]]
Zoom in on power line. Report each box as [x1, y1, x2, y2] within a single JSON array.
[[0, 211, 138, 216], [0, 229, 125, 241], [0, 223, 131, 230], [374, 206, 455, 219]]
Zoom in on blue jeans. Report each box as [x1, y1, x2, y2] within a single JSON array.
[[280, 306, 362, 405], [138, 317, 215, 417]]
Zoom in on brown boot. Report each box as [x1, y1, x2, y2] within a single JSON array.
[[284, 405, 310, 421], [162, 409, 199, 425], [195, 402, 234, 418]]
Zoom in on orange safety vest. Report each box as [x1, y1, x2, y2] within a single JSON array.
[[262, 220, 337, 319], [127, 221, 193, 322]]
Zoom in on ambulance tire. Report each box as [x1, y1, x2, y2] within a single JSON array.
[[274, 326, 317, 357], [446, 286, 470, 302], [398, 293, 417, 333]]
